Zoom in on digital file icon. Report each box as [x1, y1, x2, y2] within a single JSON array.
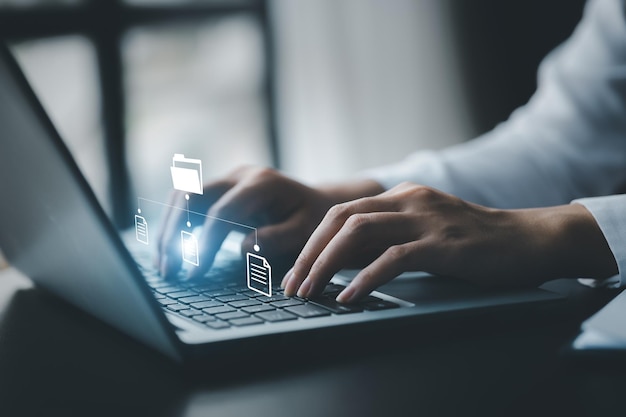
[[246, 252, 272, 297], [135, 215, 149, 245], [181, 230, 199, 266], [170, 153, 203, 195]]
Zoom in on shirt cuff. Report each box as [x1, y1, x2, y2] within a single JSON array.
[[572, 194, 626, 288]]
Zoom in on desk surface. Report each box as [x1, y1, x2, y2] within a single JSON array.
[[0, 268, 624, 417]]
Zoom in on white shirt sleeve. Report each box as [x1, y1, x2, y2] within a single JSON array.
[[362, 0, 626, 284], [574, 195, 626, 287], [364, 0, 626, 209]]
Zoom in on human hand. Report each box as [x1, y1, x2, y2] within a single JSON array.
[[157, 166, 339, 279], [282, 182, 618, 303]]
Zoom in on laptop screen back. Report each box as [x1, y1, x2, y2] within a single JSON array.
[[0, 45, 181, 360]]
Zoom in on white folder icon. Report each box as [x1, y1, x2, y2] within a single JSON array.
[[170, 154, 203, 195]]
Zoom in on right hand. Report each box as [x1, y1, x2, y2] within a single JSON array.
[[157, 166, 338, 279]]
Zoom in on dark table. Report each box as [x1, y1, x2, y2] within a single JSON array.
[[0, 268, 624, 417]]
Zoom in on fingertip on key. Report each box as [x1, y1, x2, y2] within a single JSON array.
[[296, 278, 311, 298], [336, 286, 356, 304], [280, 268, 294, 289]]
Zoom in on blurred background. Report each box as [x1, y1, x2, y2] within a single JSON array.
[[0, 0, 586, 252]]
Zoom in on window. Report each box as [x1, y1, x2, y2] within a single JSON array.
[[0, 0, 276, 228]]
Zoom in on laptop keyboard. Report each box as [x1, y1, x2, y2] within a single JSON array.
[[142, 265, 400, 330]]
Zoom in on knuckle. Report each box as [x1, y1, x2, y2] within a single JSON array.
[[396, 181, 415, 190], [254, 166, 277, 180], [407, 184, 439, 200], [386, 245, 409, 265], [326, 203, 351, 220], [344, 214, 370, 235], [294, 251, 312, 271]]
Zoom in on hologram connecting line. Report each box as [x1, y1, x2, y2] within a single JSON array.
[[137, 197, 258, 246]]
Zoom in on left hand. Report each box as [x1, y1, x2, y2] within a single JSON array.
[[282, 182, 617, 303]]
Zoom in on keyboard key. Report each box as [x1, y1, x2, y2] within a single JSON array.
[[259, 295, 289, 303], [178, 295, 211, 304], [230, 317, 264, 327], [203, 305, 236, 315], [214, 294, 248, 303], [167, 290, 197, 299], [241, 304, 276, 314], [285, 304, 331, 318], [178, 295, 210, 304], [191, 314, 216, 323], [179, 309, 200, 317], [215, 311, 249, 321], [153, 293, 166, 300], [271, 299, 304, 308], [166, 303, 190, 312], [157, 298, 177, 306], [323, 284, 346, 294], [359, 295, 383, 303], [309, 298, 363, 314], [205, 320, 231, 330], [203, 289, 236, 298], [229, 299, 262, 308], [362, 300, 399, 311], [149, 281, 172, 289], [155, 286, 184, 294], [189, 283, 223, 292], [256, 310, 297, 322], [238, 290, 265, 298], [190, 300, 224, 309]]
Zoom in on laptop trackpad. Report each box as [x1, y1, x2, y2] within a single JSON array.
[[336, 270, 559, 306]]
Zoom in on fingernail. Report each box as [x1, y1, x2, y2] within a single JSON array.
[[297, 278, 312, 298], [336, 286, 355, 304], [281, 268, 294, 288]]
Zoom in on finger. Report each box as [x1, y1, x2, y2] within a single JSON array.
[[157, 191, 184, 261], [188, 178, 276, 279], [288, 197, 394, 296], [336, 240, 430, 303], [240, 210, 309, 259], [159, 192, 190, 278], [281, 267, 294, 288], [159, 180, 234, 277], [290, 212, 419, 298]]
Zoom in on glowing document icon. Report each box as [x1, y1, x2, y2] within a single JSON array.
[[170, 154, 203, 195], [135, 215, 149, 245], [181, 230, 199, 266], [246, 252, 272, 297]]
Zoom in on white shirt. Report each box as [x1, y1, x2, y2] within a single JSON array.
[[364, 0, 626, 284]]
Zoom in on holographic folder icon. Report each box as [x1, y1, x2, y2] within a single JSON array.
[[170, 154, 203, 195], [246, 252, 272, 297]]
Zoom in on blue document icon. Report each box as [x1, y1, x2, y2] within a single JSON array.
[[246, 252, 272, 297], [181, 230, 199, 266], [135, 215, 149, 245]]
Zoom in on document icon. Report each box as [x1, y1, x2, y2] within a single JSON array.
[[135, 215, 149, 245], [170, 154, 203, 195], [181, 230, 199, 266], [246, 252, 272, 297]]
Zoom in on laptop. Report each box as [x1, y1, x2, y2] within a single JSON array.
[[0, 44, 563, 364]]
